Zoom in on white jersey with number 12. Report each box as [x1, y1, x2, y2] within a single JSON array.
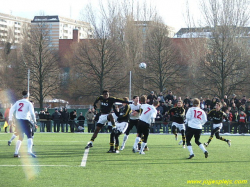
[[139, 104, 157, 124]]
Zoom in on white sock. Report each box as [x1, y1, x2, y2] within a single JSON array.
[[90, 141, 93, 145], [9, 134, 17, 142], [140, 142, 147, 153], [27, 138, 33, 153], [133, 137, 140, 149], [15, 140, 22, 154], [199, 144, 207, 153], [32, 136, 34, 139], [122, 135, 128, 146], [187, 145, 194, 155]]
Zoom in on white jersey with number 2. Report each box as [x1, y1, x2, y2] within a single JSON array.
[[139, 104, 157, 124], [186, 107, 207, 129], [9, 98, 36, 123]]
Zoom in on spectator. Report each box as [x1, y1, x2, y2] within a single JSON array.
[[221, 102, 228, 112], [183, 96, 190, 106], [238, 111, 247, 134], [86, 109, 95, 133], [77, 112, 85, 132], [38, 110, 46, 132], [205, 96, 211, 107], [61, 108, 69, 132], [230, 94, 239, 107], [200, 97, 205, 109], [223, 109, 232, 133], [165, 90, 174, 103], [245, 97, 250, 109], [210, 97, 217, 109], [230, 103, 239, 134], [4, 107, 10, 133], [154, 110, 163, 133], [172, 96, 178, 107], [52, 108, 61, 132], [147, 91, 157, 105], [44, 108, 52, 132], [59, 108, 64, 132], [223, 95, 230, 106], [157, 92, 165, 103], [157, 102, 164, 115], [69, 110, 77, 133]]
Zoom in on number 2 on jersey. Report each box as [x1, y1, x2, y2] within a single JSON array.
[[18, 103, 24, 111], [144, 107, 151, 114], [194, 110, 202, 120]]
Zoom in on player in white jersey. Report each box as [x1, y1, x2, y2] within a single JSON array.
[[120, 96, 141, 151], [133, 96, 159, 155], [185, 98, 208, 159], [9, 91, 37, 158]]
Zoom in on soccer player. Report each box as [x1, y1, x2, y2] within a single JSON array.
[[85, 90, 129, 149], [168, 100, 186, 148], [107, 97, 131, 153], [185, 98, 208, 159], [120, 95, 141, 151], [204, 102, 231, 147], [133, 96, 159, 155], [9, 91, 37, 158]]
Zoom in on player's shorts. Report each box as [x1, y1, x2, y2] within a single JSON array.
[[97, 114, 109, 125], [172, 122, 186, 131], [213, 123, 223, 130], [16, 119, 33, 139], [116, 122, 128, 134]]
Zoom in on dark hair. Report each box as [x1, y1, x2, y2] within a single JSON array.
[[133, 95, 138, 99], [140, 95, 147, 104], [103, 90, 109, 94], [22, 91, 28, 97]]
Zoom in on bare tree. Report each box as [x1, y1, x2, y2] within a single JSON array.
[[17, 21, 61, 109]]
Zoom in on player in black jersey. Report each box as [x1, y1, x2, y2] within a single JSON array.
[[107, 97, 131, 153], [85, 90, 129, 149], [168, 100, 186, 148], [204, 102, 231, 147]]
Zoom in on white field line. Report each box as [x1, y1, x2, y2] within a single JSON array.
[[81, 148, 89, 167]]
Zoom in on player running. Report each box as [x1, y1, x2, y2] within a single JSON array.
[[132, 96, 159, 155], [168, 100, 186, 148], [85, 90, 129, 149], [185, 98, 208, 159], [204, 102, 231, 147]]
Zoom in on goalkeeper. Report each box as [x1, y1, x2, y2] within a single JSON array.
[[168, 100, 186, 148], [107, 97, 131, 153]]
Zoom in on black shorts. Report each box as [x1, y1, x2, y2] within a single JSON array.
[[16, 119, 33, 139], [137, 120, 150, 135]]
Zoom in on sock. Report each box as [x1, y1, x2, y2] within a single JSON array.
[[27, 138, 33, 153], [133, 137, 141, 150], [187, 145, 194, 155], [199, 144, 207, 153], [9, 134, 17, 142], [140, 142, 147, 153], [207, 136, 213, 144], [90, 141, 93, 145], [122, 135, 128, 146], [15, 140, 22, 154]]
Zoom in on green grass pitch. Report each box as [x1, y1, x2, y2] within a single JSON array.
[[0, 132, 249, 187]]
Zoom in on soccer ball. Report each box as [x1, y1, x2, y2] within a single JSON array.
[[139, 62, 147, 69]]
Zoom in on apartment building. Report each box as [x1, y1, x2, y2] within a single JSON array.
[[31, 15, 93, 49], [0, 12, 31, 43]]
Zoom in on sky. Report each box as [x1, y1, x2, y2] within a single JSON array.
[[0, 0, 200, 32]]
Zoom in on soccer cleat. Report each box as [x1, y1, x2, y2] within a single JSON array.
[[178, 140, 183, 145], [29, 152, 37, 158], [107, 149, 116, 153], [132, 148, 139, 153], [175, 134, 178, 141], [227, 140, 231, 147], [139, 151, 145, 155], [120, 146, 124, 151], [204, 142, 209, 147], [14, 154, 20, 158], [187, 154, 194, 159], [8, 141, 11, 146], [182, 145, 186, 149], [204, 151, 208, 158], [144, 147, 149, 151], [85, 142, 93, 149]]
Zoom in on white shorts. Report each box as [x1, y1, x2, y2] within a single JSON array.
[[97, 114, 109, 125], [172, 122, 186, 131], [116, 122, 128, 134], [213, 123, 223, 130]]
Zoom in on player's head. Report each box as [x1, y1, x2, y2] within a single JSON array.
[[153, 100, 159, 107], [215, 102, 222, 110], [133, 95, 139, 103], [22, 91, 29, 98], [193, 98, 200, 107], [140, 95, 147, 104], [123, 97, 129, 106], [177, 100, 183, 107], [102, 90, 109, 99]]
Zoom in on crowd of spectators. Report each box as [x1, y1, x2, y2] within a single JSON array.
[[148, 90, 250, 134]]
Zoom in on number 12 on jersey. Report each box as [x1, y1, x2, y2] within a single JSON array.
[[194, 110, 202, 120]]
